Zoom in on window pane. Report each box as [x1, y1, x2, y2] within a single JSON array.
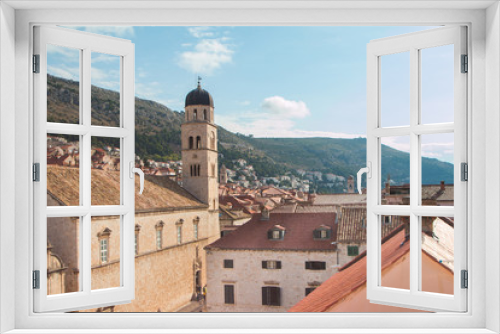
[[380, 51, 410, 128], [420, 216, 454, 295], [47, 217, 80, 295], [381, 136, 410, 205], [47, 44, 80, 124], [421, 133, 454, 206], [92, 215, 121, 290], [420, 45, 454, 125], [91, 52, 121, 127], [91, 137, 121, 206], [47, 134, 80, 206], [380, 215, 410, 290]]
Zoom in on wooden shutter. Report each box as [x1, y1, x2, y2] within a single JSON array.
[[326, 229, 332, 238], [305, 262, 311, 270], [267, 230, 273, 239], [224, 285, 234, 304], [276, 261, 282, 269], [313, 229, 321, 239], [224, 259, 233, 268], [270, 287, 281, 306], [262, 261, 268, 269], [261, 287, 268, 305]]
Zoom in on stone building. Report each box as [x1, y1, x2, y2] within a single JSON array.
[[205, 212, 338, 312], [46, 83, 221, 312]]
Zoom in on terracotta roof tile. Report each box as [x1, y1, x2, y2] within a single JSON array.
[[205, 212, 337, 252]]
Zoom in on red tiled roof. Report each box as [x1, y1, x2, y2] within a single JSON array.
[[205, 212, 337, 252], [288, 226, 408, 312]]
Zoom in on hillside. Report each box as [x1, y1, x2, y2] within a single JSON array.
[[47, 75, 453, 186]]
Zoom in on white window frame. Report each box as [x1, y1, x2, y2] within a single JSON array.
[[366, 26, 467, 312], [1, 2, 498, 333], [32, 25, 136, 313]]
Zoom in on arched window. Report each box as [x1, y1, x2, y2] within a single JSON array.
[[193, 109, 197, 120], [190, 165, 193, 176], [210, 132, 215, 150], [196, 136, 201, 149], [203, 109, 207, 120], [189, 136, 194, 149], [197, 164, 201, 176]]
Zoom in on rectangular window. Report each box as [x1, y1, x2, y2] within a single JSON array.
[[305, 287, 316, 296], [224, 259, 234, 268], [194, 224, 198, 240], [100, 238, 108, 263], [177, 225, 182, 244], [262, 286, 281, 306], [305, 261, 326, 270], [156, 230, 162, 250], [262, 260, 282, 269], [224, 285, 235, 304], [347, 245, 359, 256]]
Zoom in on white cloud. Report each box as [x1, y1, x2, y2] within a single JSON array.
[[91, 67, 120, 91], [261, 96, 310, 119], [217, 112, 363, 139], [48, 65, 79, 81], [72, 26, 135, 37], [178, 39, 233, 75], [188, 27, 214, 38]]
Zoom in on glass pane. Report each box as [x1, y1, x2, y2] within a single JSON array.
[[380, 215, 410, 290], [47, 217, 80, 294], [47, 134, 80, 206], [420, 216, 454, 295], [421, 133, 454, 206], [91, 52, 121, 127], [47, 44, 80, 124], [381, 136, 410, 205], [421, 45, 454, 125], [91, 215, 121, 290], [380, 52, 410, 128], [91, 137, 121, 206]]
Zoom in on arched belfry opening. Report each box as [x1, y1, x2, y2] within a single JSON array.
[[189, 136, 194, 149], [203, 109, 207, 121], [193, 109, 197, 120], [196, 136, 201, 149]]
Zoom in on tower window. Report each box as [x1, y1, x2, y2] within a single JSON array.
[[193, 109, 197, 120], [196, 136, 201, 149], [189, 136, 193, 149], [197, 164, 201, 176], [203, 109, 207, 120], [177, 225, 182, 244]]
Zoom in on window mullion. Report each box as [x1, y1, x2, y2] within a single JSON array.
[[409, 47, 420, 294]]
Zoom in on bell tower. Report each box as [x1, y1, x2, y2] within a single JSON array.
[[181, 79, 218, 212]]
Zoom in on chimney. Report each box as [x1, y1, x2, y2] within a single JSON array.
[[261, 205, 270, 220], [385, 182, 391, 195], [440, 181, 445, 191]]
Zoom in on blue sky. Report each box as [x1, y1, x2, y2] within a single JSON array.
[[48, 25, 454, 163]]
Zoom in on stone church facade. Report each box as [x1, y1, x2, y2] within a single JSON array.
[[46, 83, 220, 312]]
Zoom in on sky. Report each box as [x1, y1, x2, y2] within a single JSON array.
[[47, 26, 455, 163]]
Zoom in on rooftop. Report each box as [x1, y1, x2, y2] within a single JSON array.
[[205, 212, 337, 252]]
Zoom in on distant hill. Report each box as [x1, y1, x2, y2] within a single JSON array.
[[47, 74, 453, 186]]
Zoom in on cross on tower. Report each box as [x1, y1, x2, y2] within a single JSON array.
[[197, 76, 202, 87]]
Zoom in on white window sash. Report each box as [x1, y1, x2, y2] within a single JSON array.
[[33, 25, 135, 313], [366, 25, 468, 312]]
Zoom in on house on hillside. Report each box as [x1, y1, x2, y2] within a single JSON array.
[[204, 211, 338, 312]]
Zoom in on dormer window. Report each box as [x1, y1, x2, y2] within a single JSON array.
[[268, 225, 285, 240], [313, 225, 332, 240]]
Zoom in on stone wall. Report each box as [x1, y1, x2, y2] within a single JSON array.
[[206, 249, 337, 312]]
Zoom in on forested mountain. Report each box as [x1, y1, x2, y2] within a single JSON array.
[[47, 74, 453, 185]]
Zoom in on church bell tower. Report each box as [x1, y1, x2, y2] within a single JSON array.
[[181, 79, 218, 211]]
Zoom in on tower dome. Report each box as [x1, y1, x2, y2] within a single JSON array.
[[185, 82, 214, 108]]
